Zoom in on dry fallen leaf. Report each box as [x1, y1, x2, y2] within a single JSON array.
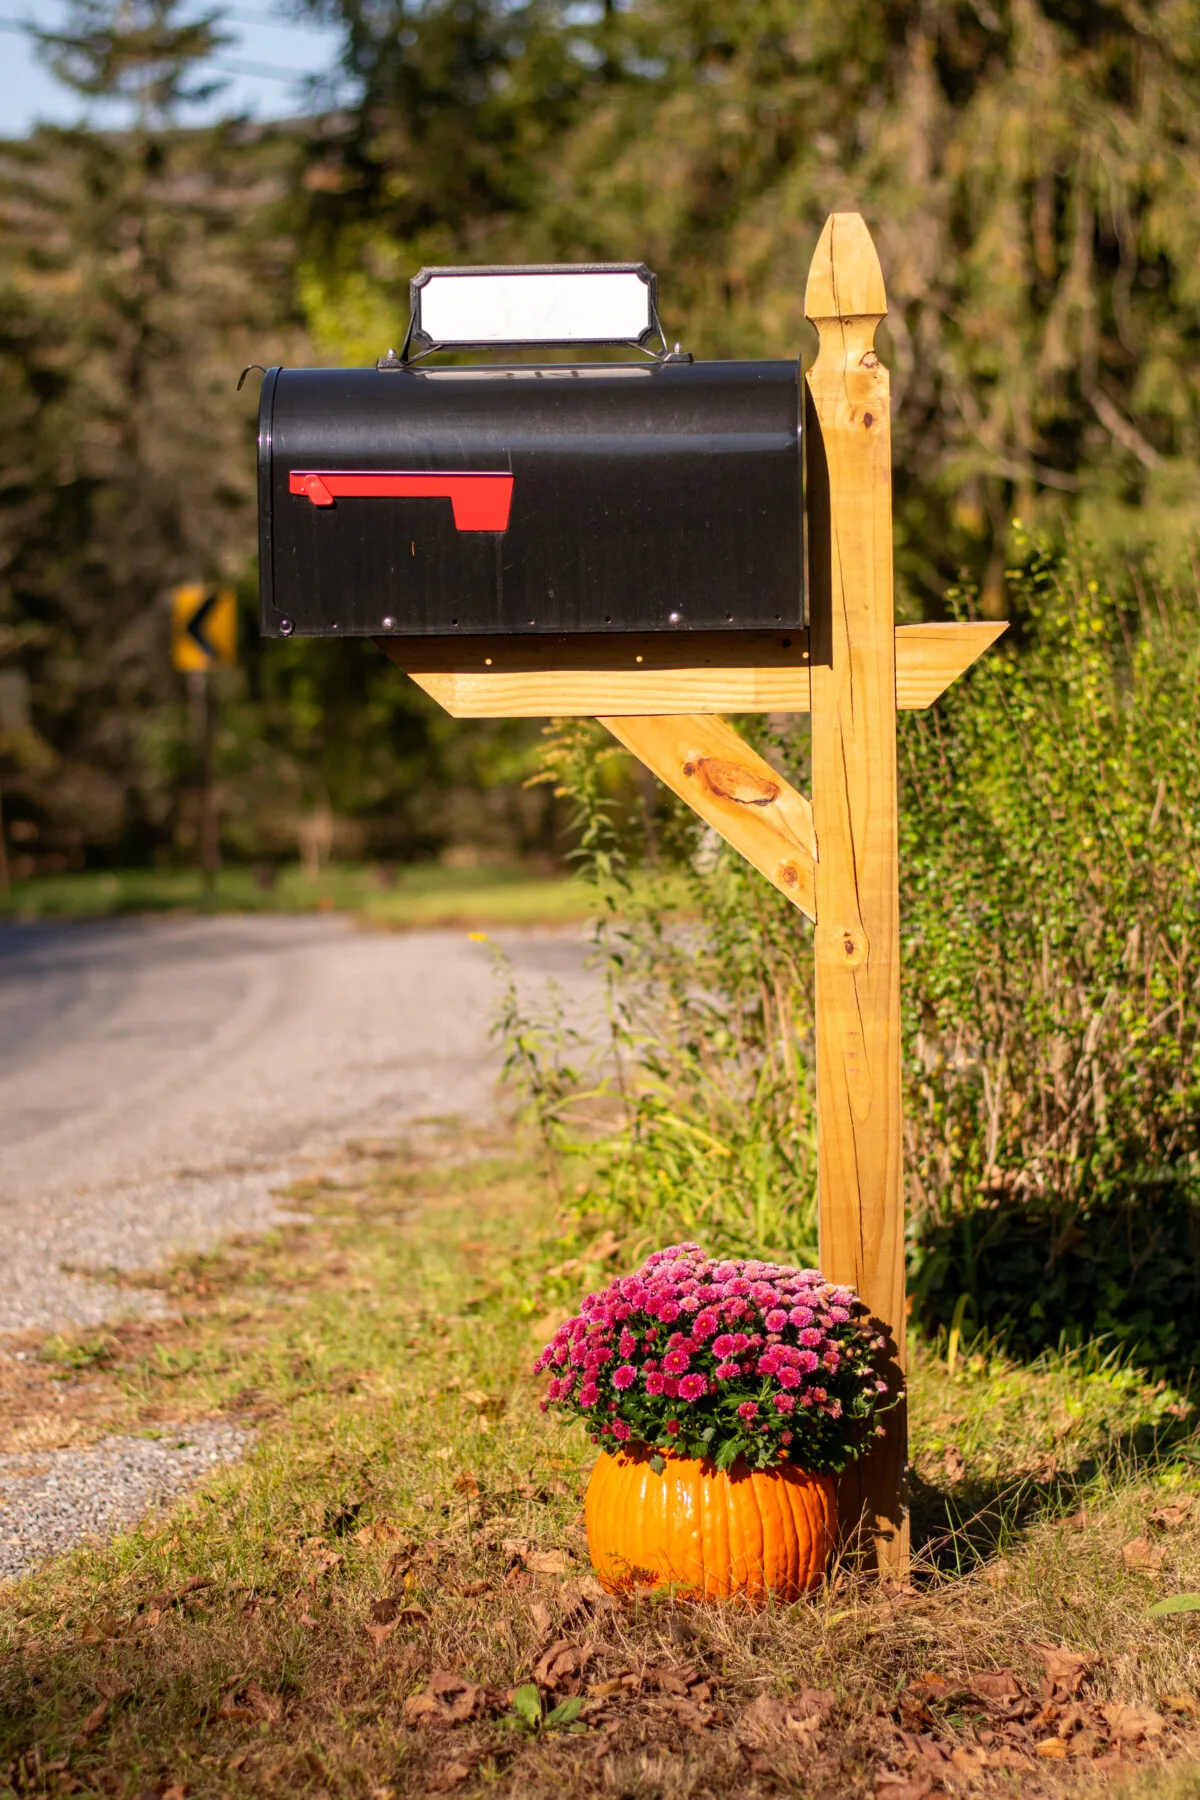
[[353, 1522, 409, 1548], [942, 1446, 966, 1484], [950, 1746, 986, 1771], [1123, 1536, 1166, 1571], [1036, 1738, 1070, 1759], [404, 1670, 486, 1728], [560, 1574, 609, 1617], [588, 1675, 639, 1700], [736, 1688, 831, 1747], [243, 1680, 283, 1725], [1034, 1645, 1095, 1692], [534, 1639, 586, 1692], [985, 1748, 1032, 1771], [365, 1620, 397, 1651], [971, 1670, 1023, 1701], [426, 1761, 472, 1793], [1160, 1693, 1200, 1716], [1148, 1497, 1194, 1530], [453, 1474, 481, 1497], [1102, 1702, 1165, 1743], [525, 1549, 576, 1576], [529, 1601, 552, 1637], [77, 1700, 108, 1740], [907, 1672, 953, 1702], [874, 1774, 934, 1800]]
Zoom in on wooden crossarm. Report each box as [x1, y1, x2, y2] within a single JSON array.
[[378, 619, 1005, 719]]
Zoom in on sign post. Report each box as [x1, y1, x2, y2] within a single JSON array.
[[254, 214, 1005, 1570], [171, 584, 236, 896]]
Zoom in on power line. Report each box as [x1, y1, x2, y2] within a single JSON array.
[[0, 12, 332, 80]]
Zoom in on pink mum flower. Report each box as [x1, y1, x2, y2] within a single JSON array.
[[714, 1360, 740, 1380], [612, 1419, 632, 1441], [764, 1309, 789, 1332], [677, 1373, 708, 1402], [612, 1364, 637, 1390], [662, 1349, 691, 1375], [578, 1382, 600, 1407], [773, 1393, 796, 1414], [644, 1371, 666, 1396], [736, 1401, 759, 1421]]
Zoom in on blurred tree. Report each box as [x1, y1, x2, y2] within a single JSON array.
[[303, 0, 1200, 608], [36, 0, 231, 121], [0, 3, 554, 872], [0, 104, 302, 867]]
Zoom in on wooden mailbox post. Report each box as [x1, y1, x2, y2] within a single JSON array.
[[267, 214, 1005, 1569]]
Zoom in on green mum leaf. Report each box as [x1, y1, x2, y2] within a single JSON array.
[[512, 1683, 542, 1727], [1148, 1592, 1200, 1617]]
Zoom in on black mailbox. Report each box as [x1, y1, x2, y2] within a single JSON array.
[[257, 359, 802, 638]]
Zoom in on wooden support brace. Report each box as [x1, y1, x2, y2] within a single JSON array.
[[599, 714, 816, 921]]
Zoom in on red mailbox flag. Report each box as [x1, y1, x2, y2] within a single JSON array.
[[288, 470, 514, 532]]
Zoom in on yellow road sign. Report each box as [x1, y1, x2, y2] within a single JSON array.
[[171, 585, 237, 672]]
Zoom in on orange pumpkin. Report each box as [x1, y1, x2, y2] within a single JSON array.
[[585, 1448, 835, 1600]]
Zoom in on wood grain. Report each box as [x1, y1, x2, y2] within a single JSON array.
[[894, 621, 1007, 708], [599, 715, 816, 920], [805, 212, 908, 1571], [375, 621, 1004, 718]]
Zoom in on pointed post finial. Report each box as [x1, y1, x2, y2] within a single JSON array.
[[804, 212, 887, 326]]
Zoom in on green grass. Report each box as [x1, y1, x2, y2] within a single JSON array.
[[4, 1138, 1200, 1796], [0, 861, 597, 930]]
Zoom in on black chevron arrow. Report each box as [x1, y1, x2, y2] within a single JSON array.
[[185, 591, 219, 663]]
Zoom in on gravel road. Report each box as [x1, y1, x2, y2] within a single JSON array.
[[0, 912, 600, 1581], [0, 914, 598, 1333], [0, 1420, 253, 1582]]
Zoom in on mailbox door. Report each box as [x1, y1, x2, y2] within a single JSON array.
[[260, 360, 801, 637]]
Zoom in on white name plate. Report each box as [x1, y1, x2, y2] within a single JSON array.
[[410, 263, 657, 349]]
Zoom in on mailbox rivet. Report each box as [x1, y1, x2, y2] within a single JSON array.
[[668, 611, 682, 624], [484, 657, 493, 666], [635, 654, 644, 663], [382, 616, 396, 630], [279, 618, 294, 636]]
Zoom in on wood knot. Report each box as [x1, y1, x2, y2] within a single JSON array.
[[686, 756, 780, 809], [780, 862, 799, 889], [863, 412, 874, 430], [861, 350, 880, 369]]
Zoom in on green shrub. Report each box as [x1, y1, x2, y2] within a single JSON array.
[[504, 538, 1200, 1370], [902, 536, 1200, 1364]]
